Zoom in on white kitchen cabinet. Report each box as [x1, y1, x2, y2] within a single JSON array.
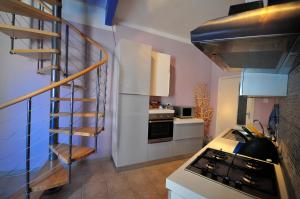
[[173, 119, 204, 156], [173, 119, 204, 140], [116, 39, 152, 95], [147, 142, 173, 161], [173, 138, 203, 156], [150, 51, 171, 96], [112, 39, 152, 168], [240, 71, 288, 97], [114, 94, 149, 168]]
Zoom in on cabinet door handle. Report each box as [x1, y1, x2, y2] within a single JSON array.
[[149, 120, 173, 123]]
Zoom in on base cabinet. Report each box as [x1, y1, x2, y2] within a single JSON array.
[[148, 142, 173, 161], [173, 138, 203, 156], [113, 95, 149, 168], [173, 122, 204, 140], [147, 120, 204, 162], [168, 190, 186, 199]]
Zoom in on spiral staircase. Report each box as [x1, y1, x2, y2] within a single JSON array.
[[0, 0, 109, 198]]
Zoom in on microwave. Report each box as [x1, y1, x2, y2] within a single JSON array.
[[173, 106, 195, 118]]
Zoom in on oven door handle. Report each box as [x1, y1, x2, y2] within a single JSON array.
[[149, 120, 173, 123]]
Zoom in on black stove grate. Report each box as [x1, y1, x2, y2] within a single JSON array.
[[186, 148, 279, 199]]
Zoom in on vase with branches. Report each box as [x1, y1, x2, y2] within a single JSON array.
[[194, 83, 213, 144]]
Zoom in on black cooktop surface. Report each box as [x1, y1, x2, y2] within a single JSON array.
[[186, 148, 279, 199]]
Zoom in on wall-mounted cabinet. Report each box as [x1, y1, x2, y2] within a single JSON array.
[[240, 71, 288, 97], [150, 51, 171, 97], [117, 39, 152, 95]]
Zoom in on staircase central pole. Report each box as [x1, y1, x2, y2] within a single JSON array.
[[49, 2, 62, 161]]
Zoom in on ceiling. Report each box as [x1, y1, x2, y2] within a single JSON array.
[[115, 0, 244, 42]]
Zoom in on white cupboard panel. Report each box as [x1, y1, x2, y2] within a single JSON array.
[[116, 94, 149, 167], [240, 72, 288, 97], [173, 138, 203, 156], [117, 39, 152, 95], [173, 123, 204, 141], [150, 51, 171, 96], [147, 142, 173, 161]]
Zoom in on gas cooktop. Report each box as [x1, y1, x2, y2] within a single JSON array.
[[186, 148, 279, 199]]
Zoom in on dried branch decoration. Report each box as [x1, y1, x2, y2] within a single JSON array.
[[194, 83, 213, 136]]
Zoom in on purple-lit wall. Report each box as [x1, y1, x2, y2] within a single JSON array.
[[0, 20, 276, 176], [0, 21, 217, 172], [114, 25, 213, 106]]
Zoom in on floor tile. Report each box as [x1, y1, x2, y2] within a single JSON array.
[[3, 158, 188, 199]]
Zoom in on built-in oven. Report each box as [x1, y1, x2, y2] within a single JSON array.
[[148, 113, 174, 143]]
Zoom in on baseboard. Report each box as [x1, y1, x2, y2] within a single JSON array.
[[114, 154, 192, 172]]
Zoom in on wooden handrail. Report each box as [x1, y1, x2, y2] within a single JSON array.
[[0, 19, 109, 110]]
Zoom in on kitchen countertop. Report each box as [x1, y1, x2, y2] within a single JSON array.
[[149, 108, 175, 114], [174, 118, 204, 124], [166, 127, 288, 199]]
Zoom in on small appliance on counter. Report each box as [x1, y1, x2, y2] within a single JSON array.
[[173, 106, 195, 119], [149, 100, 161, 109]]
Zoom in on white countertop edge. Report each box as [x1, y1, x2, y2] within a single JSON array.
[[149, 109, 175, 114], [166, 178, 206, 199], [174, 118, 204, 124], [166, 128, 289, 199]]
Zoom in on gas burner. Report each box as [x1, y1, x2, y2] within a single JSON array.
[[223, 176, 230, 185], [186, 148, 279, 199], [211, 151, 227, 161], [206, 162, 216, 171], [245, 160, 262, 170], [242, 173, 257, 185]]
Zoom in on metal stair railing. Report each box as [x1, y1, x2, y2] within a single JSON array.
[[0, 2, 109, 197]]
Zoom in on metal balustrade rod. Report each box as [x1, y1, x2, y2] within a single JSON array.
[[25, 98, 32, 199], [37, 5, 41, 71], [10, 14, 15, 53], [49, 2, 61, 161], [65, 25, 69, 77], [68, 81, 75, 183], [102, 53, 108, 130], [94, 51, 101, 151], [40, 7, 45, 69]]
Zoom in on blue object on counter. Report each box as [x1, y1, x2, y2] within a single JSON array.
[[233, 142, 245, 154], [268, 104, 279, 135]]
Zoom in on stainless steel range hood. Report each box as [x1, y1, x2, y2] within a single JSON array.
[[191, 1, 300, 73]]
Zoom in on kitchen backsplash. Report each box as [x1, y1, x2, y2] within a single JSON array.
[[278, 64, 300, 199]]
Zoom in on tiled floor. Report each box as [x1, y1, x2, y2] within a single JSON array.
[[38, 158, 187, 199]]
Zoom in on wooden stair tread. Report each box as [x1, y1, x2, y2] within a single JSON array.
[[50, 144, 95, 164], [37, 65, 59, 74], [49, 127, 103, 136], [30, 160, 68, 192], [50, 97, 96, 102], [0, 23, 60, 39], [10, 48, 59, 60], [0, 0, 60, 22], [41, 0, 61, 6], [37, 66, 70, 76], [62, 83, 85, 90], [50, 112, 104, 118]]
